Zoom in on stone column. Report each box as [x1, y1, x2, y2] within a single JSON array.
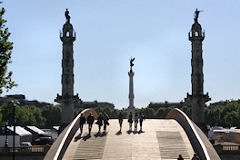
[[185, 9, 210, 125], [55, 9, 80, 125], [128, 70, 135, 115]]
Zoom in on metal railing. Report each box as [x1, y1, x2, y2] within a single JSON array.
[[214, 144, 240, 154], [0, 145, 50, 154]]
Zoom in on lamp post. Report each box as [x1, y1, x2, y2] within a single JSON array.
[[5, 121, 8, 147], [9, 100, 19, 160]]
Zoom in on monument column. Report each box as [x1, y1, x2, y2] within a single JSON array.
[[55, 9, 80, 125], [185, 9, 210, 125], [128, 57, 136, 115]]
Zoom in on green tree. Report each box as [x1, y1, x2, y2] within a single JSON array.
[[16, 105, 45, 127], [0, 98, 15, 125], [224, 111, 239, 127], [155, 108, 165, 118], [0, 3, 17, 94], [42, 105, 61, 127], [142, 108, 155, 118]]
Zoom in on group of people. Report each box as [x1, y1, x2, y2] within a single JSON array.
[[79, 111, 145, 135], [177, 154, 200, 160], [126, 111, 144, 132], [79, 112, 109, 136]]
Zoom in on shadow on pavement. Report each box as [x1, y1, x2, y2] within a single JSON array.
[[82, 134, 91, 141], [94, 132, 107, 137], [115, 130, 122, 135], [127, 130, 132, 134], [74, 133, 82, 142]]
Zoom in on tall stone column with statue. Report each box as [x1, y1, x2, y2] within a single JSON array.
[[55, 9, 80, 125], [185, 9, 210, 125], [128, 57, 136, 115]]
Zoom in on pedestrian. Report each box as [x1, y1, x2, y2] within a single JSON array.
[[96, 113, 103, 133], [103, 112, 109, 132], [134, 112, 138, 131], [118, 111, 123, 132], [87, 113, 94, 135], [192, 154, 200, 160], [128, 112, 133, 130], [139, 112, 144, 131], [79, 113, 86, 135], [177, 154, 184, 160]]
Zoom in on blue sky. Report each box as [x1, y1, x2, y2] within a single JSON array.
[[2, 0, 240, 109]]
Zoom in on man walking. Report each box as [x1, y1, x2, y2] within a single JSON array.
[[134, 112, 138, 131], [97, 113, 103, 133], [139, 112, 144, 131], [79, 114, 86, 135], [128, 112, 133, 130], [118, 111, 123, 132], [87, 113, 94, 135], [103, 112, 109, 133]]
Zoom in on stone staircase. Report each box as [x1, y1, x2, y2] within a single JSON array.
[[156, 131, 191, 159], [72, 132, 107, 160]]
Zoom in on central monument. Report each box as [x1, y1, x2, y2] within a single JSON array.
[[128, 57, 136, 115], [185, 9, 210, 125], [55, 9, 80, 124]]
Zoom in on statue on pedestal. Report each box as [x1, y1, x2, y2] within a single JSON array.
[[194, 8, 203, 23], [65, 8, 70, 23], [130, 57, 135, 72]]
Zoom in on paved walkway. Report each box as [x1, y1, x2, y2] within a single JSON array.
[[62, 119, 195, 160]]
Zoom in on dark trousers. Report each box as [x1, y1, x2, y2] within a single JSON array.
[[98, 125, 102, 132], [80, 124, 84, 134], [119, 120, 123, 129], [104, 123, 107, 131], [140, 120, 143, 130], [88, 123, 93, 134]]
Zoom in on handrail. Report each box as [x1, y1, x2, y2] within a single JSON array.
[[44, 108, 98, 160], [167, 108, 220, 160]]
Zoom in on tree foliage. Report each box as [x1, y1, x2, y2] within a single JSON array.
[[42, 105, 61, 127], [0, 4, 17, 94]]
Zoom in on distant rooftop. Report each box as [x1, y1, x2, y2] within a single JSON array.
[[26, 126, 46, 135], [7, 126, 32, 136]]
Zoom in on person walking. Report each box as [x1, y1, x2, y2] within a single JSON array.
[[118, 111, 123, 132], [103, 112, 109, 132], [87, 113, 94, 135], [128, 112, 133, 130], [192, 154, 200, 160], [139, 112, 144, 131], [134, 112, 138, 131], [79, 113, 86, 135], [177, 155, 184, 160], [96, 113, 103, 133]]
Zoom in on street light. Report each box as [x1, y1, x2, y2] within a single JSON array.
[[5, 121, 8, 147], [11, 100, 19, 160]]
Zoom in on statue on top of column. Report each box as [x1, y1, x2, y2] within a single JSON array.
[[65, 8, 70, 23], [130, 57, 135, 71], [194, 8, 203, 23]]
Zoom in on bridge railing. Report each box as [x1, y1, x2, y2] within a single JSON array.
[[167, 108, 220, 160], [44, 108, 98, 160], [0, 145, 50, 153]]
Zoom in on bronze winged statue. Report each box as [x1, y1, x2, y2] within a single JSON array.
[[65, 8, 70, 23], [194, 8, 203, 23], [130, 57, 135, 71]]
